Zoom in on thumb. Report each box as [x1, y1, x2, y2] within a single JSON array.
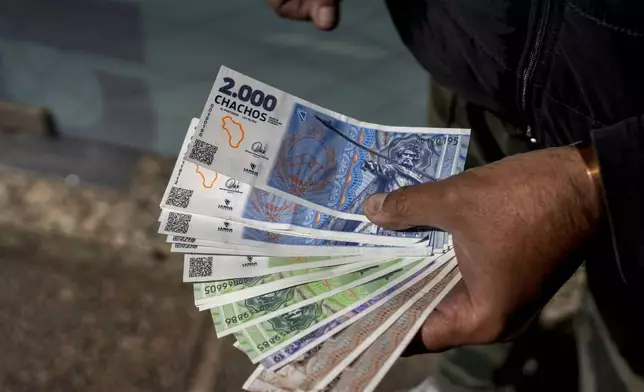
[[364, 182, 447, 230], [310, 0, 340, 30]]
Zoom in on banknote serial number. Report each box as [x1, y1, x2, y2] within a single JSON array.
[[203, 278, 252, 295], [430, 136, 460, 146], [256, 331, 289, 351], [256, 333, 287, 351], [224, 302, 281, 326], [225, 312, 252, 325]]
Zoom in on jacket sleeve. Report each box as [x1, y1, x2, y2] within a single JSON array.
[[591, 115, 644, 288]]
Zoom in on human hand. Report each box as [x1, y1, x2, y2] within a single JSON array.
[[364, 147, 603, 351], [266, 0, 340, 30]]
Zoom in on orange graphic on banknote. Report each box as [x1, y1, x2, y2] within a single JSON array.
[[263, 231, 284, 244], [248, 191, 296, 223], [221, 115, 244, 148], [195, 165, 218, 188]]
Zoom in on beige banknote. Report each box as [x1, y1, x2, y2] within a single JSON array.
[[243, 365, 288, 392], [301, 260, 456, 391], [331, 268, 462, 392], [241, 261, 458, 391]]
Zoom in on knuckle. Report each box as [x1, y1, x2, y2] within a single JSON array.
[[266, 0, 283, 10], [391, 187, 413, 217], [273, 6, 291, 18]]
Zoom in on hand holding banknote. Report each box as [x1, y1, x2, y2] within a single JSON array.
[[365, 146, 603, 351]]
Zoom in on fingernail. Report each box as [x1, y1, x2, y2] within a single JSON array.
[[365, 193, 386, 215], [315, 6, 335, 29]]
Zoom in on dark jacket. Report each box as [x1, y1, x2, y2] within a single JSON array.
[[386, 0, 644, 374]]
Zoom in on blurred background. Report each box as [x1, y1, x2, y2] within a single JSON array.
[[0, 1, 582, 391]]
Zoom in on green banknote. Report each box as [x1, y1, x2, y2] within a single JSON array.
[[211, 257, 421, 336], [193, 258, 386, 307], [183, 254, 376, 281], [233, 258, 428, 361]]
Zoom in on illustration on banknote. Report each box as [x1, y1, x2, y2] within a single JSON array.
[[252, 103, 463, 235], [245, 287, 295, 313], [268, 303, 321, 334], [266, 103, 458, 217]]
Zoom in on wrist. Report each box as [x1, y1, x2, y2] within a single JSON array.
[[560, 145, 604, 225], [573, 142, 603, 203]]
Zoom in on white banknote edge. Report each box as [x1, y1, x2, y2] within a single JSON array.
[[312, 258, 458, 390], [160, 207, 429, 247], [175, 243, 433, 257], [212, 256, 426, 336], [194, 257, 392, 307], [158, 209, 431, 251], [169, 231, 442, 257], [168, 229, 443, 256], [183, 254, 382, 281], [362, 272, 463, 392], [242, 365, 266, 391], [261, 251, 455, 370], [246, 251, 454, 364]]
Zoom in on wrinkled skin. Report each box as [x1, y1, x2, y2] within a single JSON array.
[[364, 147, 602, 351]]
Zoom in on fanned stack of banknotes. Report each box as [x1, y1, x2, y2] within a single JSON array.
[[158, 66, 471, 391]]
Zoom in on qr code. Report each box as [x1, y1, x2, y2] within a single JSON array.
[[175, 243, 197, 249], [189, 257, 213, 278], [165, 212, 191, 234], [189, 139, 218, 165], [166, 187, 193, 208], [173, 236, 196, 243]]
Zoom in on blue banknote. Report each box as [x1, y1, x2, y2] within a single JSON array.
[[244, 103, 469, 236]]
